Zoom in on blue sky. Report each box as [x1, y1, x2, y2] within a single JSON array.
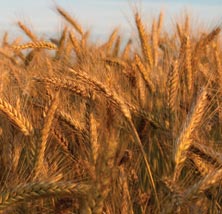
[[0, 0, 222, 41]]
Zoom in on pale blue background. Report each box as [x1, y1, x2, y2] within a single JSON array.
[[0, 0, 222, 41]]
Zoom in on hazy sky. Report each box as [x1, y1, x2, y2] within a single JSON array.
[[0, 0, 222, 40]]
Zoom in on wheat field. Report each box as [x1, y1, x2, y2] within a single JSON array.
[[0, 6, 222, 214]]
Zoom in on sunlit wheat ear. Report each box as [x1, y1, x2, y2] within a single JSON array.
[[89, 111, 99, 164], [167, 60, 179, 113], [184, 15, 190, 35], [34, 76, 90, 98], [185, 35, 193, 93], [119, 166, 133, 214], [104, 57, 127, 69], [0, 180, 90, 211], [81, 30, 90, 48], [112, 35, 121, 57], [135, 54, 155, 93], [56, 26, 68, 58], [68, 67, 131, 120], [91, 130, 119, 214], [192, 142, 222, 166], [184, 168, 222, 201], [189, 153, 214, 176], [12, 41, 58, 50], [57, 113, 87, 148], [152, 19, 158, 66], [17, 21, 37, 41], [0, 98, 33, 136], [56, 6, 84, 36], [157, 11, 164, 34], [174, 88, 209, 182], [198, 27, 221, 50], [192, 27, 221, 67], [33, 92, 59, 178], [176, 23, 183, 42], [69, 31, 81, 56], [213, 42, 222, 83], [84, 97, 99, 164], [122, 39, 132, 59], [57, 110, 86, 137], [135, 12, 153, 68], [0, 47, 16, 64], [199, 168, 222, 192], [2, 32, 8, 47], [100, 28, 119, 55]]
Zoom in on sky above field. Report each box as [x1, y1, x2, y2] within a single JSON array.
[[0, 0, 222, 41]]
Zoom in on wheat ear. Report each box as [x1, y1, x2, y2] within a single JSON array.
[[101, 28, 119, 55], [69, 31, 81, 56], [190, 153, 214, 176], [34, 76, 90, 99], [184, 168, 222, 201], [157, 11, 164, 34], [12, 41, 57, 50], [135, 54, 155, 93], [0, 98, 33, 136], [17, 21, 37, 41], [56, 26, 68, 58], [113, 35, 121, 57], [167, 60, 179, 113], [0, 181, 90, 211], [152, 19, 159, 66], [2, 32, 8, 47], [122, 39, 132, 59], [135, 13, 153, 67], [174, 88, 209, 181], [185, 35, 193, 92], [104, 57, 127, 69], [192, 142, 222, 166], [33, 92, 59, 177], [57, 7, 84, 36]]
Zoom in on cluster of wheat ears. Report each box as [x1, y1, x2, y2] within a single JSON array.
[[0, 6, 222, 214]]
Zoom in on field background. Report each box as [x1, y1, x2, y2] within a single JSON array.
[[0, 0, 222, 213]]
